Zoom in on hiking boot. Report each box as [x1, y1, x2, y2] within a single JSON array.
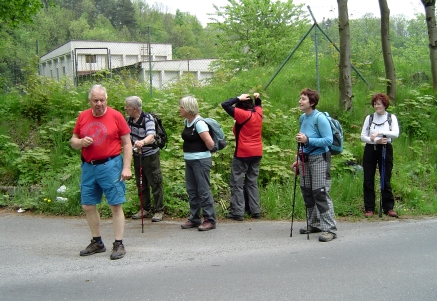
[[110, 241, 126, 260], [152, 212, 164, 222], [318, 232, 336, 242], [364, 211, 374, 218], [385, 210, 398, 218], [251, 213, 261, 219], [227, 213, 244, 221], [132, 210, 149, 220], [181, 220, 200, 229], [80, 239, 106, 256], [299, 226, 322, 234], [198, 219, 216, 231]]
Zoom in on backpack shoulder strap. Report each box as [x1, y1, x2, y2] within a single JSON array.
[[367, 113, 374, 135], [241, 112, 253, 126], [191, 117, 205, 135], [313, 111, 323, 128]]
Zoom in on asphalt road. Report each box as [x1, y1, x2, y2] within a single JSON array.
[[1, 211, 436, 301]]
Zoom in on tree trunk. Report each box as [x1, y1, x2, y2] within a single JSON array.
[[337, 0, 353, 111], [421, 0, 437, 89], [379, 0, 397, 104]]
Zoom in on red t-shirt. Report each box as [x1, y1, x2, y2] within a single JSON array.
[[233, 106, 263, 158], [73, 107, 130, 162]]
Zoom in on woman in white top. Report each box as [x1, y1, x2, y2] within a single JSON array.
[[360, 93, 399, 218]]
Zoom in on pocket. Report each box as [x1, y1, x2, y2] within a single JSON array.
[[152, 170, 163, 184]]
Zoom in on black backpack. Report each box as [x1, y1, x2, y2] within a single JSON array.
[[148, 112, 168, 149]]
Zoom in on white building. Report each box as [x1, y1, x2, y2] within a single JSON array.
[[39, 40, 216, 88]]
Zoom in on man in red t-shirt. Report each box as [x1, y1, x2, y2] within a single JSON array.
[[71, 84, 132, 260], [221, 93, 263, 221]]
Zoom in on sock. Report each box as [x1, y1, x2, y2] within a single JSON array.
[[115, 239, 123, 244], [93, 236, 102, 243]]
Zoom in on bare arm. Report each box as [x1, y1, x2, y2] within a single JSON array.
[[70, 133, 93, 149], [199, 131, 215, 151], [133, 133, 155, 149], [120, 134, 133, 181]]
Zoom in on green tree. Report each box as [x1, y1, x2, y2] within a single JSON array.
[[0, 0, 44, 28], [211, 0, 308, 71]]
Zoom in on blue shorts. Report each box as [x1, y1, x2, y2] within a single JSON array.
[[80, 155, 126, 206]]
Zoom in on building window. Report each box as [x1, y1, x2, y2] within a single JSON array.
[[63, 66, 66, 74], [85, 55, 97, 63]]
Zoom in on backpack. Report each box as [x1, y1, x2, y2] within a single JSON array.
[[300, 112, 344, 155], [148, 112, 168, 149], [127, 112, 168, 150], [367, 112, 392, 135], [193, 117, 227, 152]]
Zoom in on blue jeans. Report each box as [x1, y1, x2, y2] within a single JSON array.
[[185, 158, 216, 224]]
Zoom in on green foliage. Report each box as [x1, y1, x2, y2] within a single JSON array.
[[14, 147, 51, 185], [0, 135, 20, 185], [395, 92, 436, 140], [211, 0, 309, 70], [0, 0, 44, 28], [2, 3, 437, 219]]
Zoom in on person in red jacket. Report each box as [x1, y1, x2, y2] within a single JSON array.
[[221, 93, 263, 221]]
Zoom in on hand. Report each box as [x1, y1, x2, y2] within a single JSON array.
[[253, 92, 260, 99], [296, 132, 307, 144], [120, 168, 132, 181], [291, 161, 299, 175], [377, 137, 388, 145], [370, 132, 379, 142], [134, 140, 144, 149], [81, 136, 93, 148], [238, 94, 251, 101]]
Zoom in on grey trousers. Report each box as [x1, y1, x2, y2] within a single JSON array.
[[299, 153, 337, 234], [229, 157, 261, 217], [185, 158, 216, 224]]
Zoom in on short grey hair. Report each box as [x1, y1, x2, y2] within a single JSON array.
[[125, 96, 142, 109], [179, 96, 198, 116], [88, 84, 107, 100]]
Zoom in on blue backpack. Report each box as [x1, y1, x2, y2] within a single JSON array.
[[193, 118, 227, 152], [300, 112, 344, 155]]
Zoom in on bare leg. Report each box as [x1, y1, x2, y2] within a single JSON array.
[[110, 204, 125, 240], [82, 205, 101, 237]]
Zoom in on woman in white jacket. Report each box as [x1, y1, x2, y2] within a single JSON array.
[[360, 93, 399, 218]]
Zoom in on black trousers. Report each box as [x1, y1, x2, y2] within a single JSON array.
[[362, 143, 395, 212]]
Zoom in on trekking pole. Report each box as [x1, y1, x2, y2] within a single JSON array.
[[134, 146, 144, 233], [379, 135, 386, 218], [290, 144, 300, 237], [298, 144, 309, 240]]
